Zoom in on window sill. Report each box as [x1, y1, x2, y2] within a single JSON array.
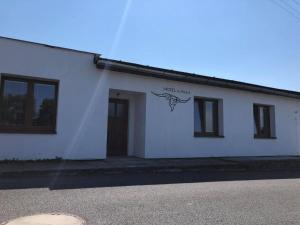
[[194, 133, 224, 138], [0, 128, 57, 134], [254, 136, 277, 139]]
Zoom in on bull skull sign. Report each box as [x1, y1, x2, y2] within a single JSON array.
[[151, 91, 191, 111]]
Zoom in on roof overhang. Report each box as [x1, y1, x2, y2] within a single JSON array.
[[94, 55, 300, 100]]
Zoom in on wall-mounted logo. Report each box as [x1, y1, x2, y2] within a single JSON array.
[[151, 91, 191, 111], [163, 87, 190, 95]]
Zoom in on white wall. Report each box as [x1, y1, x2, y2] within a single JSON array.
[[108, 71, 300, 158], [134, 94, 146, 157], [0, 38, 109, 160], [1, 37, 300, 160]]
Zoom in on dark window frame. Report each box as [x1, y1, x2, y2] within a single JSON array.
[[0, 74, 59, 134], [194, 97, 221, 137], [253, 103, 273, 139]]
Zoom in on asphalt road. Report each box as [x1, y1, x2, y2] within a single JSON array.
[[1, 171, 300, 225]]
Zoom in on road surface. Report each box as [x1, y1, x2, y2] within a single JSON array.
[[1, 171, 300, 225]]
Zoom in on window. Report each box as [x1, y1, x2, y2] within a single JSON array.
[[253, 104, 275, 138], [108, 99, 127, 118], [0, 74, 59, 133], [194, 98, 220, 137]]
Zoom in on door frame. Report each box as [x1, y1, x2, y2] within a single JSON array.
[[106, 98, 129, 157]]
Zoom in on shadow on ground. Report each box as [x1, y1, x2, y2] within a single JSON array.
[[1, 170, 300, 190]]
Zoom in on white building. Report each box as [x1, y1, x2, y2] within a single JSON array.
[[0, 36, 300, 160]]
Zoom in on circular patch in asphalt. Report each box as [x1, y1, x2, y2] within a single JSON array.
[[2, 213, 86, 225]]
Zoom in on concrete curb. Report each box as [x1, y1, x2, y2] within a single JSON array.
[[2, 159, 300, 177], [0, 165, 241, 177]]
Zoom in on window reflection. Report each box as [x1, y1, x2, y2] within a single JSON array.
[[253, 104, 271, 138], [0, 80, 27, 126], [194, 101, 202, 132], [194, 98, 219, 136], [32, 83, 56, 126], [205, 101, 214, 132]]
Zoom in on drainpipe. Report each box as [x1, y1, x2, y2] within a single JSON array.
[[93, 54, 101, 64]]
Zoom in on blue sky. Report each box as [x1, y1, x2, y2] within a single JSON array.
[[0, 0, 300, 91]]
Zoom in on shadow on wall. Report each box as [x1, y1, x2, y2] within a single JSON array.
[[1, 170, 300, 190]]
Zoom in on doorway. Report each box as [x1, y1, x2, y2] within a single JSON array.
[[107, 98, 129, 157]]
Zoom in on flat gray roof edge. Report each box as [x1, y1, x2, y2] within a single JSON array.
[[95, 57, 300, 100], [0, 35, 99, 55]]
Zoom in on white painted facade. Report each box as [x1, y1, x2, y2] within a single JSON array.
[[1, 37, 300, 160]]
